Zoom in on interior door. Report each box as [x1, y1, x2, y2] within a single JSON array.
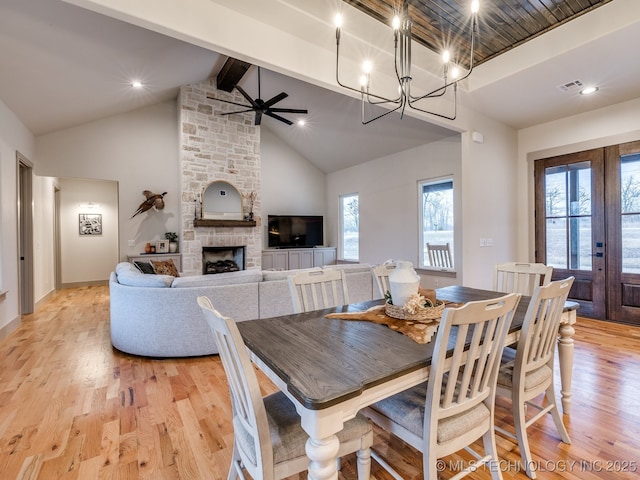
[[534, 149, 606, 319], [605, 140, 640, 325]]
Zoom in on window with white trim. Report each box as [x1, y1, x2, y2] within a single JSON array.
[[419, 178, 454, 269], [340, 193, 359, 261]]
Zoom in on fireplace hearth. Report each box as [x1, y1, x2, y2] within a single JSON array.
[[202, 246, 246, 275]]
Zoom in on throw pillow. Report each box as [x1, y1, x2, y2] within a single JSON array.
[[133, 261, 155, 274], [151, 259, 180, 277]]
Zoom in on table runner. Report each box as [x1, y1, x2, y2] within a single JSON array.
[[325, 304, 441, 344]]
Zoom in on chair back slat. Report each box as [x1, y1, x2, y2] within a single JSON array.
[[197, 296, 273, 476], [372, 263, 395, 298], [494, 262, 553, 296], [427, 293, 521, 423], [288, 269, 350, 313], [426, 243, 453, 268], [520, 277, 575, 374]]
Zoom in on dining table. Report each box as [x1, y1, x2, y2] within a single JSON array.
[[236, 285, 578, 480]]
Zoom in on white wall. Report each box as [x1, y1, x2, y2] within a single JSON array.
[[327, 136, 461, 268], [517, 97, 640, 261], [32, 175, 57, 300], [35, 100, 180, 262], [261, 127, 326, 247], [0, 100, 35, 336], [58, 178, 119, 284]]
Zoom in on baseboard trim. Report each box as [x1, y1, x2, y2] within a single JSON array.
[[0, 316, 20, 341], [35, 289, 56, 309]]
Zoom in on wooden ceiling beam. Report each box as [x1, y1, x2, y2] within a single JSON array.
[[216, 57, 252, 92]]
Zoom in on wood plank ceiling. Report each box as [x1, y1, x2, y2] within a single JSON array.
[[343, 0, 613, 68]]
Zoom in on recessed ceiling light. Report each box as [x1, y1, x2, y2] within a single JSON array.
[[297, 119, 306, 126], [131, 81, 143, 88], [580, 86, 599, 95]]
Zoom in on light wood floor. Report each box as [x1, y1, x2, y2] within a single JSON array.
[[1, 285, 639, 479]]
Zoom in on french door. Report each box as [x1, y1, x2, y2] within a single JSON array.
[[535, 140, 640, 325]]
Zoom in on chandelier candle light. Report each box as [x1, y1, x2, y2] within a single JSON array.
[[335, 0, 479, 124]]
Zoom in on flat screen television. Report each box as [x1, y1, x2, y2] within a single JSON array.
[[268, 215, 323, 248]]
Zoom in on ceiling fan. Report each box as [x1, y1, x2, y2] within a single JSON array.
[[214, 67, 308, 126]]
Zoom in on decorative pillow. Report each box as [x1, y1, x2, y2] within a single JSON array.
[[151, 259, 180, 277], [133, 261, 155, 274]]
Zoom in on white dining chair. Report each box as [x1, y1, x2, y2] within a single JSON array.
[[426, 242, 453, 268], [493, 262, 553, 296], [197, 296, 373, 480], [364, 292, 521, 480], [288, 268, 349, 313], [372, 262, 395, 299], [495, 276, 574, 479]]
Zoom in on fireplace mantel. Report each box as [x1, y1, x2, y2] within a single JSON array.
[[194, 219, 256, 228]]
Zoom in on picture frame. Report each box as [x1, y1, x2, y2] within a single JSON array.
[[79, 213, 102, 235], [156, 240, 169, 253]]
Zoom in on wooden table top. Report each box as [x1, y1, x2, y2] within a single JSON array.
[[237, 286, 529, 410]]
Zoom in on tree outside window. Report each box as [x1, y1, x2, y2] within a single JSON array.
[[340, 194, 359, 261]]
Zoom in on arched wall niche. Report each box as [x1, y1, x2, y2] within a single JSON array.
[[202, 180, 243, 220]]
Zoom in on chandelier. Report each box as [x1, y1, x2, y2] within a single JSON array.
[[335, 0, 479, 124]]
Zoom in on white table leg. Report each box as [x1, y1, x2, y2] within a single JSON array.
[[306, 434, 340, 480], [558, 308, 577, 415]]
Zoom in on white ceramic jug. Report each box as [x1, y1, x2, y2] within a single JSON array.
[[389, 261, 420, 307]]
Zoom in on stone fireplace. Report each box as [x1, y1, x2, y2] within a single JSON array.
[[178, 79, 261, 276], [202, 246, 246, 274]]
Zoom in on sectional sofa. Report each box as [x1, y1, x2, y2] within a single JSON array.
[[109, 262, 380, 357]]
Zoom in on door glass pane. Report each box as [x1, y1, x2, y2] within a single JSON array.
[[545, 166, 567, 217], [621, 153, 640, 273], [546, 218, 567, 268], [622, 214, 640, 273], [545, 161, 592, 270]]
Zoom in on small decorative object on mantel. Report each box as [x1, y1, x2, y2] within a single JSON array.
[[244, 191, 256, 221], [193, 192, 201, 220], [165, 232, 178, 253], [131, 190, 167, 218]]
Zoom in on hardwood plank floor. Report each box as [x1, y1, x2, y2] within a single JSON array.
[[1, 285, 639, 479]]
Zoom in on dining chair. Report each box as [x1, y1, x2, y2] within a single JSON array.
[[493, 262, 553, 296], [372, 262, 395, 299], [197, 296, 373, 480], [288, 268, 349, 313], [364, 292, 521, 480], [426, 242, 453, 268], [495, 276, 574, 479]]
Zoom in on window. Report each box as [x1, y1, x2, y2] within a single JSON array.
[[340, 193, 359, 261], [419, 178, 454, 268]]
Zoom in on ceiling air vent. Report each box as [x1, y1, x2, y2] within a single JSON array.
[[558, 80, 584, 92]]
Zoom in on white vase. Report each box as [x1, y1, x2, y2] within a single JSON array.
[[389, 261, 420, 307], [169, 241, 178, 253]]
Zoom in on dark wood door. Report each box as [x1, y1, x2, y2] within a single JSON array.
[[605, 140, 640, 325], [534, 149, 606, 319]]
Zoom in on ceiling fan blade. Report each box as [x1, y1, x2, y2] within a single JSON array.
[[269, 108, 308, 114], [235, 85, 260, 108], [221, 108, 255, 115], [207, 95, 253, 109], [255, 110, 263, 125], [263, 92, 288, 108], [265, 111, 293, 125]]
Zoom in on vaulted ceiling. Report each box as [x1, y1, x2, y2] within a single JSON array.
[[1, 0, 637, 173]]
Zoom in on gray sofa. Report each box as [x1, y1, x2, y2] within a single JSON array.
[[109, 262, 379, 357]]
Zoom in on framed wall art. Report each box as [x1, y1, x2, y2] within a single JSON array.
[[79, 213, 102, 235], [156, 240, 169, 253]]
